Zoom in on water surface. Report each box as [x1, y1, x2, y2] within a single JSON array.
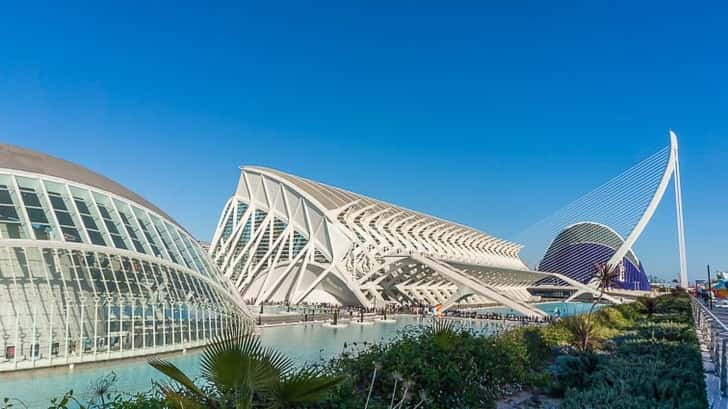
[[0, 302, 596, 407]]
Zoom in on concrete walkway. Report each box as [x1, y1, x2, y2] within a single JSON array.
[[695, 299, 728, 408]]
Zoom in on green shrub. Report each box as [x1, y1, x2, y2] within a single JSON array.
[[547, 352, 601, 395], [558, 293, 708, 409], [320, 323, 551, 409]]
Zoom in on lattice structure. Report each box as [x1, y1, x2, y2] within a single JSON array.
[[210, 167, 611, 317], [0, 145, 250, 372]]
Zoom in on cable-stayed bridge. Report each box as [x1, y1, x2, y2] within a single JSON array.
[[516, 131, 687, 289]]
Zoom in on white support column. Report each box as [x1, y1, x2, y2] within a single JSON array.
[[31, 304, 37, 363], [130, 299, 135, 354], [106, 302, 112, 358], [64, 298, 71, 362], [93, 299, 99, 359], [48, 297, 55, 362], [671, 130, 688, 287], [78, 301, 85, 359]]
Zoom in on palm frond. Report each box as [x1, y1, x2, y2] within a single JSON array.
[[562, 315, 601, 352], [200, 335, 279, 394], [593, 262, 621, 291], [430, 318, 456, 336], [257, 343, 296, 378], [429, 319, 458, 349], [158, 387, 209, 409], [149, 358, 206, 399], [268, 369, 344, 408]]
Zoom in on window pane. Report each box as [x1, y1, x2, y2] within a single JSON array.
[[97, 205, 111, 219], [55, 211, 74, 226], [0, 205, 19, 222], [27, 207, 49, 224], [74, 199, 90, 214], [104, 219, 120, 235], [48, 195, 67, 211], [88, 230, 106, 246], [81, 215, 98, 230], [32, 223, 52, 240], [0, 189, 13, 205], [61, 227, 82, 243], [20, 190, 42, 207], [111, 234, 127, 250]]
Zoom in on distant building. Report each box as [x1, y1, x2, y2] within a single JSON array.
[[538, 222, 651, 291]]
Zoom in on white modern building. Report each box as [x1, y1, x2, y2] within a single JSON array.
[[0, 144, 250, 372], [210, 167, 609, 317]]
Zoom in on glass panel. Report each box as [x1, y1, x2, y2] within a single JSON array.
[[73, 194, 108, 246], [74, 199, 90, 214], [20, 190, 42, 207], [130, 208, 166, 259], [0, 188, 12, 205], [111, 235, 127, 249], [97, 205, 111, 219], [61, 226, 83, 243], [0, 205, 19, 222], [104, 219, 120, 235], [149, 215, 181, 264], [26, 207, 49, 223], [81, 215, 98, 230], [48, 195, 67, 210], [114, 202, 148, 255], [17, 185, 54, 240], [55, 211, 74, 226], [88, 230, 106, 246]]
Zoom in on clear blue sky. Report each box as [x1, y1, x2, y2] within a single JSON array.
[[0, 2, 726, 282]]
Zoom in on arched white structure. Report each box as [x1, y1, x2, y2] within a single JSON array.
[[0, 145, 250, 372], [606, 131, 687, 287], [210, 167, 612, 317]]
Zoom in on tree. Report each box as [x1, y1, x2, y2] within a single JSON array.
[[589, 262, 621, 316], [638, 296, 658, 319], [561, 262, 620, 352], [561, 315, 601, 352], [149, 334, 343, 409]]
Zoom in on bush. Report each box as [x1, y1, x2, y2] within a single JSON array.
[[320, 322, 551, 409], [547, 352, 601, 395], [559, 293, 708, 409]]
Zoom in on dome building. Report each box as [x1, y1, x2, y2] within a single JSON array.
[[538, 221, 650, 291], [0, 144, 250, 372]]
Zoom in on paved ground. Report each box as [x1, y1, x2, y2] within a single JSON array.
[[697, 300, 728, 408]]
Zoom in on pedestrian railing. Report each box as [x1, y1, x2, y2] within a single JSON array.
[[692, 296, 728, 395]]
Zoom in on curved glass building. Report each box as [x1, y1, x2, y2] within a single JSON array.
[[0, 144, 250, 372], [538, 222, 650, 291]]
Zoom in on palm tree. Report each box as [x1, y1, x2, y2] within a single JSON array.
[[589, 262, 621, 316], [149, 334, 343, 409], [430, 318, 458, 349], [562, 315, 600, 352], [638, 296, 658, 319], [559, 262, 618, 352]]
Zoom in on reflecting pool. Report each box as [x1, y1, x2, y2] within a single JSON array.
[[471, 301, 603, 317], [0, 302, 596, 407]]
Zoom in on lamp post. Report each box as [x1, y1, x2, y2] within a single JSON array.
[[708, 265, 714, 310]]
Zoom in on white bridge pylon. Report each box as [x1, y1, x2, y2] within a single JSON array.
[[606, 131, 688, 287]]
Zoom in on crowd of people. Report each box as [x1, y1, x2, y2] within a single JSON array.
[[255, 301, 558, 325]]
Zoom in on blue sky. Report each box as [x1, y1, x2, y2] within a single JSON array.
[[0, 2, 726, 281]]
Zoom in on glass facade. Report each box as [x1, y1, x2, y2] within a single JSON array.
[[0, 171, 249, 372]]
